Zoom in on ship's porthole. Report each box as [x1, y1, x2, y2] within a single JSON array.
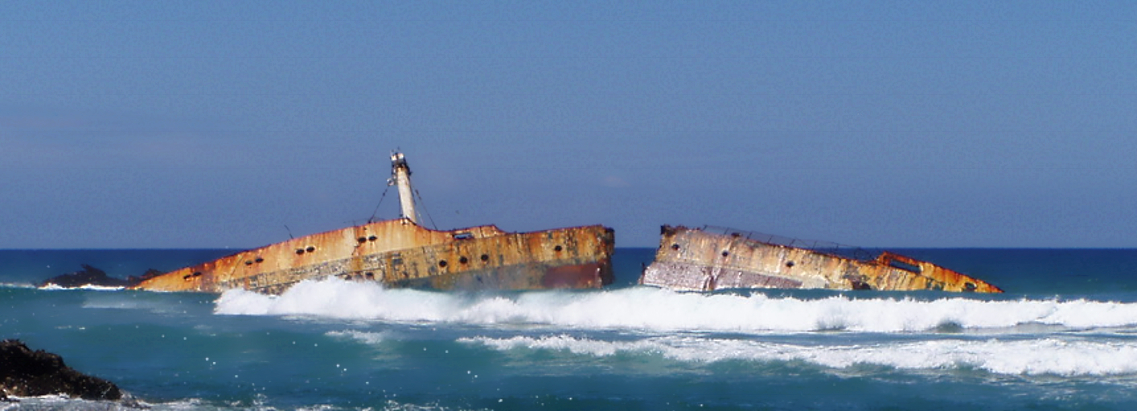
[[369, 235, 377, 241], [365, 272, 374, 280], [255, 257, 264, 263], [306, 246, 316, 253], [438, 260, 448, 268], [671, 244, 680, 251], [245, 260, 253, 265], [554, 245, 563, 252], [480, 254, 489, 262], [357, 237, 367, 243], [721, 251, 730, 257], [786, 261, 795, 268], [296, 249, 305, 255], [459, 256, 468, 264]]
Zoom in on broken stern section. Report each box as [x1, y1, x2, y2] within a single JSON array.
[[133, 219, 615, 294]]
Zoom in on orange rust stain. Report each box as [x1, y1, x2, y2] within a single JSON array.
[[133, 218, 614, 294], [641, 225, 1002, 293]]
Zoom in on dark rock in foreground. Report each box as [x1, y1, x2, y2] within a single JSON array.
[[40, 265, 162, 289], [0, 339, 122, 400]]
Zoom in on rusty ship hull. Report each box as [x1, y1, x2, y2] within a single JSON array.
[[133, 218, 614, 294], [132, 151, 614, 294], [640, 225, 1001, 293]]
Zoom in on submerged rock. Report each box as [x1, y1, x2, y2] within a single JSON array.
[[0, 339, 122, 400]]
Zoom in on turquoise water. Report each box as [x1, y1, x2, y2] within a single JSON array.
[[4, 248, 1137, 410]]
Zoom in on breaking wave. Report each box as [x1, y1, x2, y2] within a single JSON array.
[[459, 334, 1137, 377], [213, 278, 1137, 333]]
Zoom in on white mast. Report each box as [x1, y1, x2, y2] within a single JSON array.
[[388, 151, 417, 224]]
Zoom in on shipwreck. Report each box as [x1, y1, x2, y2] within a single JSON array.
[[131, 152, 615, 294], [639, 225, 1001, 293]]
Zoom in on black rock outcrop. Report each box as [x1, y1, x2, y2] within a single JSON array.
[[127, 268, 165, 286], [40, 265, 165, 289], [0, 339, 122, 400], [40, 265, 138, 289]]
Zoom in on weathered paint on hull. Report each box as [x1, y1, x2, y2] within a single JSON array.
[[132, 218, 615, 294], [639, 225, 1002, 293]]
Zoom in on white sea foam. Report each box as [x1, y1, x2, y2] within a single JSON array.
[[81, 296, 185, 314], [327, 329, 393, 344], [213, 278, 1137, 333], [37, 284, 125, 291], [461, 334, 1137, 377], [0, 393, 150, 411], [214, 278, 462, 321]]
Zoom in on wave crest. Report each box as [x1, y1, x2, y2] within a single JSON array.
[[213, 278, 1137, 333], [460, 334, 1137, 377]]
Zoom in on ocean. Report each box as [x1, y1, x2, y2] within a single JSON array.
[[3, 248, 1137, 410]]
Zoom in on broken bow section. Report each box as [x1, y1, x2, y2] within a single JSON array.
[[640, 225, 1001, 293]]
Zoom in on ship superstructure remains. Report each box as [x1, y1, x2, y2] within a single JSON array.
[[640, 225, 1001, 293], [132, 152, 615, 294]]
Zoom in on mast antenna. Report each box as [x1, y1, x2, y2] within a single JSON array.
[[387, 150, 418, 224]]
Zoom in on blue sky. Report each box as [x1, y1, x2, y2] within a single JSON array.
[[2, 1, 1135, 249]]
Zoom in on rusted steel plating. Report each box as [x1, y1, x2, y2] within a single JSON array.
[[639, 225, 1002, 293], [133, 219, 614, 293], [132, 151, 615, 294]]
